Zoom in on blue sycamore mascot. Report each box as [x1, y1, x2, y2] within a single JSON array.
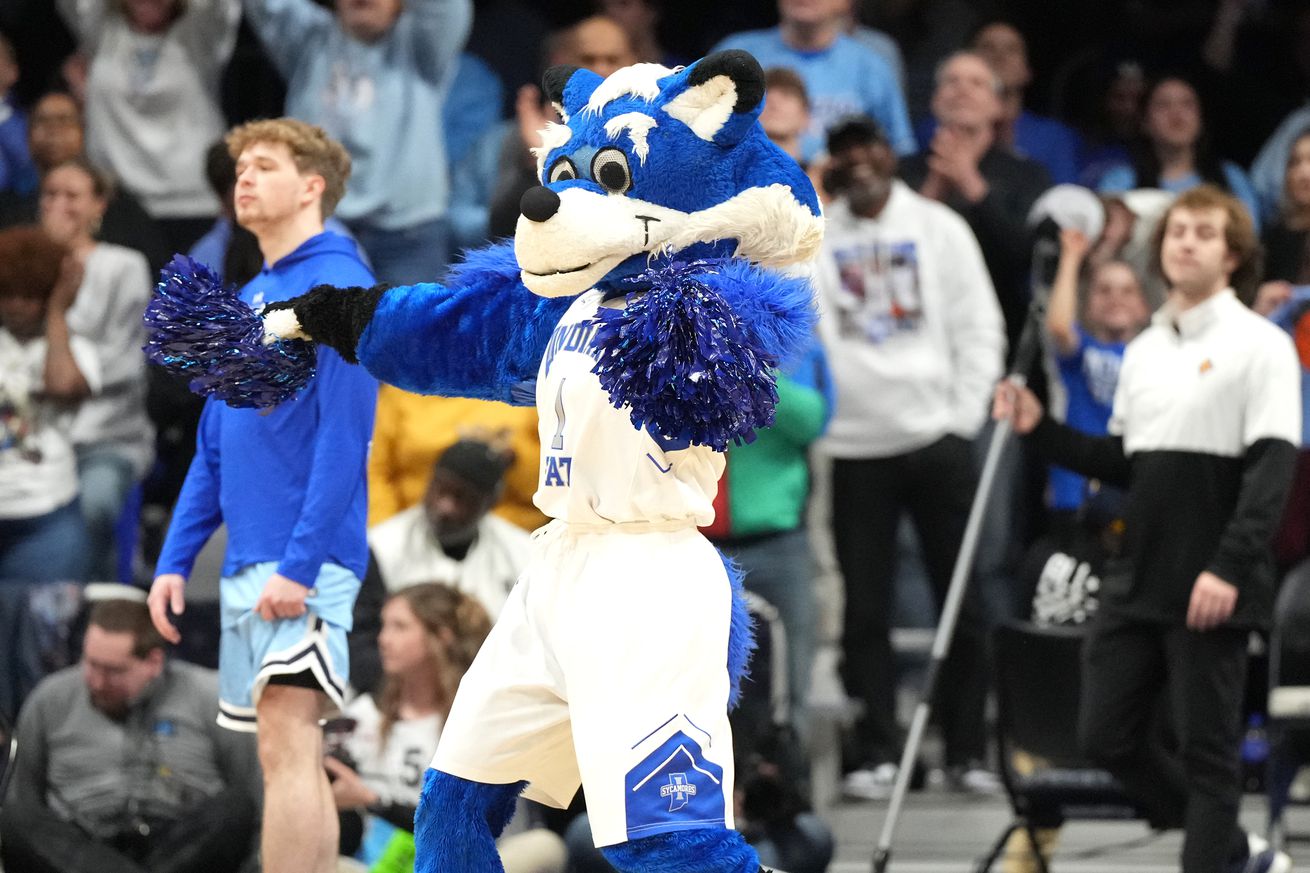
[[150, 51, 822, 873]]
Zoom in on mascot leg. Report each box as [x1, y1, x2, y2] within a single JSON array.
[[600, 827, 764, 873], [414, 768, 526, 873]]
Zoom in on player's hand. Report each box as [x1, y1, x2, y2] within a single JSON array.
[[1187, 571, 1238, 630], [992, 380, 1044, 434], [254, 573, 311, 621], [148, 573, 187, 644], [324, 756, 379, 810]]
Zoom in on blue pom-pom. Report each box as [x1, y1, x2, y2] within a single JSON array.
[[143, 255, 315, 408], [589, 259, 780, 451]]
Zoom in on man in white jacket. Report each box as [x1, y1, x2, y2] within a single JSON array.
[[814, 114, 1006, 800]]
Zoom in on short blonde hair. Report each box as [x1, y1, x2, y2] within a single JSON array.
[[225, 118, 352, 218]]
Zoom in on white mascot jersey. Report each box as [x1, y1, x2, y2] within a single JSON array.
[[531, 289, 724, 526]]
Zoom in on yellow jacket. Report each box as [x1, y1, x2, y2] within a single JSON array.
[[367, 387, 547, 531]]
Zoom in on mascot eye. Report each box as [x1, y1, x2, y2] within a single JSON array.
[[591, 148, 632, 194], [547, 157, 578, 184]]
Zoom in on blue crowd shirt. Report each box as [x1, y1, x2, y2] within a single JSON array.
[[1050, 326, 1127, 510], [712, 29, 915, 162], [0, 96, 37, 196], [1098, 161, 1262, 232], [156, 231, 380, 585]]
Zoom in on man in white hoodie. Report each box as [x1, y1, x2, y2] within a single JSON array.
[[814, 114, 1005, 799]]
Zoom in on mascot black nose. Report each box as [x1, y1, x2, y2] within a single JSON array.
[[520, 186, 561, 223]]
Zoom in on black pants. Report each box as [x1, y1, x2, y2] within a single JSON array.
[[0, 785, 256, 873], [1079, 612, 1249, 873], [831, 435, 990, 767]]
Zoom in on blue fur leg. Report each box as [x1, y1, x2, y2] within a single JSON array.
[[720, 551, 756, 710], [414, 768, 526, 873], [600, 827, 760, 873]]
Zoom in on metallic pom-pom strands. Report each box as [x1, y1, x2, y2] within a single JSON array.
[[589, 258, 779, 452], [143, 255, 315, 409]]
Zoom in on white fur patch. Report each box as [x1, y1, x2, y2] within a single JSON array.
[[585, 63, 676, 114], [603, 113, 658, 164], [532, 122, 573, 176], [662, 76, 737, 141], [657, 184, 824, 267], [262, 308, 307, 344]]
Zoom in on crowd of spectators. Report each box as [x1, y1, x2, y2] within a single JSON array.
[[3, 0, 1310, 871]]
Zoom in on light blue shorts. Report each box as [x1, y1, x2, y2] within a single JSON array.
[[216, 561, 360, 732]]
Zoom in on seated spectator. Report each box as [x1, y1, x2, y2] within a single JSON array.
[[328, 583, 565, 872], [1074, 59, 1147, 189], [0, 597, 259, 873], [40, 157, 155, 581], [243, 0, 472, 285], [966, 20, 1083, 185], [761, 66, 812, 168], [598, 0, 687, 68], [354, 437, 531, 693], [1258, 128, 1310, 302], [713, 0, 915, 163], [0, 91, 170, 273], [1044, 227, 1148, 532], [56, 0, 240, 253], [0, 32, 37, 196], [0, 226, 99, 583], [1097, 74, 1261, 230], [369, 385, 544, 531]]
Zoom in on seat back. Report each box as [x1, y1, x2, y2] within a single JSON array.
[[992, 621, 1142, 825]]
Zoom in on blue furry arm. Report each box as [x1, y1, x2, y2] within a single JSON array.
[[272, 243, 572, 403], [590, 258, 816, 451]]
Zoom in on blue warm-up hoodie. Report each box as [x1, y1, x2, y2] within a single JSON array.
[[156, 231, 379, 586]]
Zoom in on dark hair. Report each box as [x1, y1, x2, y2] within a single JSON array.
[[0, 226, 66, 301], [205, 139, 235, 200], [764, 66, 809, 111], [1132, 75, 1229, 192], [1149, 184, 1261, 301], [89, 599, 167, 659], [826, 114, 887, 155]]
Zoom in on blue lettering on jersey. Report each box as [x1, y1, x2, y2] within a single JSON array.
[[543, 319, 600, 376], [544, 455, 572, 486], [624, 730, 724, 838]]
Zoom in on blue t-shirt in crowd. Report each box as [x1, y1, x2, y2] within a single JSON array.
[[1050, 326, 1126, 510], [156, 231, 380, 586], [0, 96, 37, 196], [1097, 161, 1262, 231], [712, 29, 915, 162]]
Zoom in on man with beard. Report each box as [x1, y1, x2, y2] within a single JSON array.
[[0, 598, 258, 873], [350, 437, 530, 693], [813, 114, 1006, 799]]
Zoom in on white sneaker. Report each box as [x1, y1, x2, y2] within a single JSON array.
[[843, 762, 898, 800]]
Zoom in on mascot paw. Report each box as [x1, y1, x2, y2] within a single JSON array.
[[262, 306, 309, 344]]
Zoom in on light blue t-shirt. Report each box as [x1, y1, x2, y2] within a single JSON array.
[[1097, 161, 1262, 231], [243, 0, 472, 230], [712, 29, 915, 162]]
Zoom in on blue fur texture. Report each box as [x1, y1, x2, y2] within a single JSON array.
[[355, 241, 573, 404], [600, 827, 760, 873], [590, 258, 815, 451], [721, 551, 755, 710], [143, 255, 315, 408], [413, 768, 526, 873]]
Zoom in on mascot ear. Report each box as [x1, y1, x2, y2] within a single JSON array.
[[658, 50, 765, 147], [543, 65, 604, 122]]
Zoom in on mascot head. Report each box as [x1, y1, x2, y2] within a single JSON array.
[[514, 50, 824, 298]]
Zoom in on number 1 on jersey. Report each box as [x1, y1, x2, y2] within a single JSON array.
[[551, 379, 566, 451]]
